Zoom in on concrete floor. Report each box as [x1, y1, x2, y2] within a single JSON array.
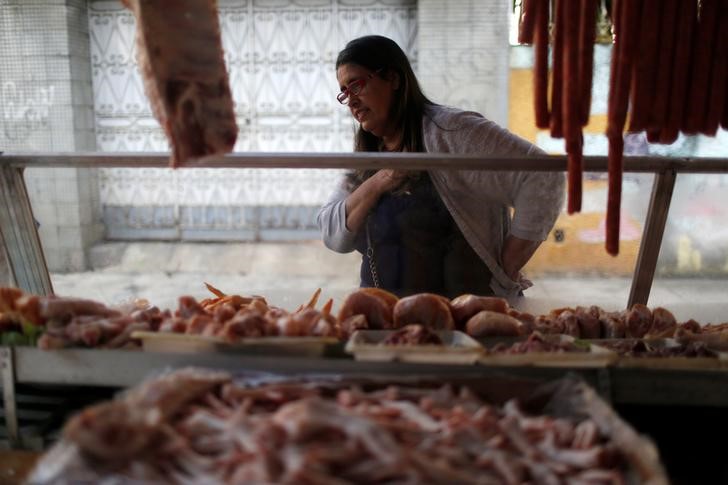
[[48, 241, 728, 324]]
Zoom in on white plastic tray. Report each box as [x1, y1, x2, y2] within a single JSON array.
[[345, 330, 484, 365], [478, 334, 617, 368], [131, 331, 338, 358]]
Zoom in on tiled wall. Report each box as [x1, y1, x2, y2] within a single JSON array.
[[89, 0, 417, 238], [0, 0, 511, 272], [418, 0, 509, 126], [0, 0, 102, 272]]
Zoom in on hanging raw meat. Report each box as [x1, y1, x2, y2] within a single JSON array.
[[121, 0, 238, 168]]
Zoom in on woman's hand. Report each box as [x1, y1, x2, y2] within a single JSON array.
[[373, 169, 409, 193], [344, 169, 409, 233], [500, 235, 541, 282]]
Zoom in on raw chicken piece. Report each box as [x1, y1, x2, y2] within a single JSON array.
[[393, 293, 454, 330], [450, 294, 509, 328]]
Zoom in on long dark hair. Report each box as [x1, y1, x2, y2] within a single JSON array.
[[336, 35, 435, 191]]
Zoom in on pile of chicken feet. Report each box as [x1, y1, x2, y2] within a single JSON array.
[[30, 368, 637, 484]]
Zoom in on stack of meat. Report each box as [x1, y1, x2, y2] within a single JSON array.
[[337, 288, 525, 339], [336, 288, 719, 342], [524, 303, 682, 340], [0, 285, 343, 349], [4, 284, 726, 349], [0, 287, 44, 345], [0, 286, 164, 349], [29, 369, 663, 484], [528, 303, 728, 341], [156, 287, 340, 340]]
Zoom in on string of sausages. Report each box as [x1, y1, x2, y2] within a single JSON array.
[[519, 0, 728, 256]]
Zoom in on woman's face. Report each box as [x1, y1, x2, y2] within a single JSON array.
[[336, 63, 399, 139]]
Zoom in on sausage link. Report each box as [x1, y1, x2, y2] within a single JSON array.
[[578, 0, 598, 126], [723, 68, 728, 130], [564, 0, 583, 213], [550, 0, 565, 138], [703, 0, 728, 135], [566, 139, 583, 214], [683, 0, 717, 135], [607, 0, 642, 139], [533, 0, 550, 128], [606, 0, 641, 255], [518, 0, 537, 44], [606, 134, 623, 255], [661, 0, 696, 143], [628, 0, 662, 132], [647, 0, 678, 133]]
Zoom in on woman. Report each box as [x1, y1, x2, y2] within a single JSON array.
[[317, 35, 564, 298]]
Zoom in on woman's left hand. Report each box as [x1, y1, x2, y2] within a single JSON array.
[[514, 271, 534, 290], [501, 235, 541, 282]]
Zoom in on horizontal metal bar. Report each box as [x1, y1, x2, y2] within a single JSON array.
[[13, 348, 584, 388], [15, 348, 728, 406], [2, 152, 728, 173]]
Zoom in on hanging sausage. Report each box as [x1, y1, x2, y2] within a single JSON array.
[[518, 0, 727, 256]]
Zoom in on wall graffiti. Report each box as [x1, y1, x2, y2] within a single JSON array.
[[1, 81, 56, 142]]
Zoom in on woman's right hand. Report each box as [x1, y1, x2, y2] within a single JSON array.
[[344, 169, 409, 233], [372, 169, 409, 193]]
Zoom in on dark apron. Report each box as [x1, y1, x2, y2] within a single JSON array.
[[355, 173, 493, 298]]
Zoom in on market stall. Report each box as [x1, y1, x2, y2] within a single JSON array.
[[2, 0, 728, 483], [3, 153, 728, 485]]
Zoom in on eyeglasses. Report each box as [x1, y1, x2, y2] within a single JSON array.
[[337, 69, 383, 105]]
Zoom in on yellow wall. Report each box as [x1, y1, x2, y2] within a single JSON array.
[[509, 68, 640, 276]]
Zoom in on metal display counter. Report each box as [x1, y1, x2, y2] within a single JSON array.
[[10, 347, 587, 388], [7, 346, 728, 405], [3, 346, 728, 447]]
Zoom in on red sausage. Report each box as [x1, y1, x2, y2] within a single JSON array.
[[628, 0, 662, 132], [606, 134, 623, 256], [562, 0, 582, 142], [703, 1, 728, 135], [661, 0, 696, 143], [533, 0, 550, 128], [518, 0, 537, 45], [723, 69, 728, 130], [550, 0, 565, 138], [683, 0, 717, 135], [647, 0, 678, 133], [564, 0, 583, 214], [566, 140, 583, 214], [606, 0, 641, 256], [578, 0, 598, 126]]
